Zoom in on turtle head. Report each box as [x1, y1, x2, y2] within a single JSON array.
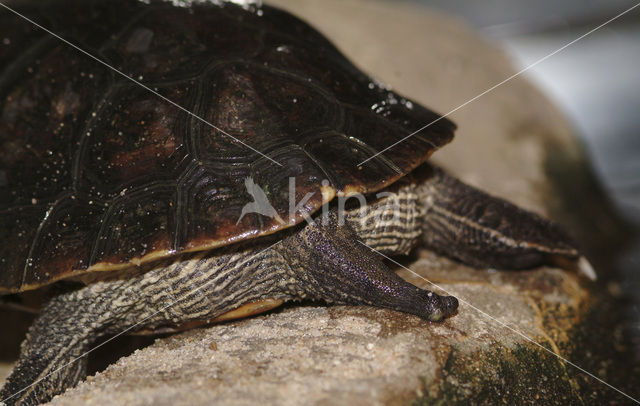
[[421, 291, 459, 322]]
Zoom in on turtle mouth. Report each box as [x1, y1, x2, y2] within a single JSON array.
[[426, 294, 459, 322]]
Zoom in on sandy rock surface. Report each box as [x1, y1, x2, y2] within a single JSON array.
[[1, 0, 635, 405], [45, 260, 591, 406]]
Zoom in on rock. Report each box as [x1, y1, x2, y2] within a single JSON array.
[[44, 267, 595, 406], [2, 0, 636, 405]]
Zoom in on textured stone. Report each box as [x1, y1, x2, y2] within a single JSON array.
[[1, 0, 636, 405], [42, 256, 619, 405]]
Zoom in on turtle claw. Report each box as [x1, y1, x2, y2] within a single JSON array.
[[550, 255, 597, 281], [577, 256, 597, 281]]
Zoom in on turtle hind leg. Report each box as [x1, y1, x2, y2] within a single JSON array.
[[276, 213, 458, 322], [416, 164, 595, 279]]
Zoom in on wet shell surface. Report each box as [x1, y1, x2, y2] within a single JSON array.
[[0, 0, 454, 292]]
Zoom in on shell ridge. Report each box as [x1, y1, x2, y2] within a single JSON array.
[[19, 191, 72, 289], [173, 159, 205, 251], [296, 141, 339, 190], [334, 128, 402, 175], [88, 181, 176, 267], [70, 84, 119, 191]]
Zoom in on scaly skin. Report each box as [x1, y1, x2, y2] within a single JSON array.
[[0, 165, 588, 405]]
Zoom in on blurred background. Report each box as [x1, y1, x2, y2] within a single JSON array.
[[407, 0, 640, 223], [408, 0, 640, 333]]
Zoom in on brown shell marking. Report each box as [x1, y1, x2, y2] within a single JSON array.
[[0, 0, 455, 293]]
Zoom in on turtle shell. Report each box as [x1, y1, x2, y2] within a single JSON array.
[[0, 0, 455, 293]]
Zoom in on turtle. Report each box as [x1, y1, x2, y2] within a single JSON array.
[[0, 0, 595, 404]]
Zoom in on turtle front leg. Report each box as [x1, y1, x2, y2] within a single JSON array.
[[0, 276, 186, 405], [0, 248, 302, 405], [276, 213, 458, 322], [0, 284, 125, 405], [416, 164, 595, 279]]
